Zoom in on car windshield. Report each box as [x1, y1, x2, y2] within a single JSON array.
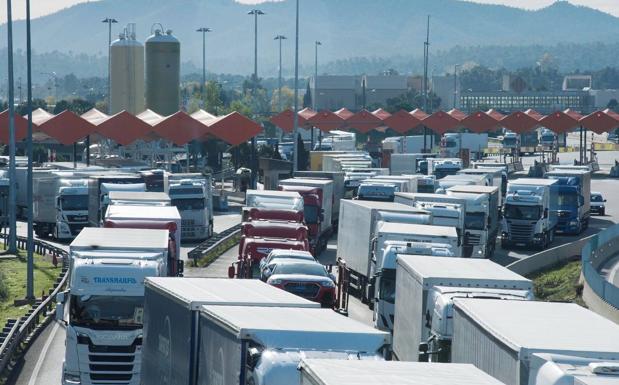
[[379, 269, 396, 304], [273, 263, 327, 277], [464, 212, 486, 230], [70, 295, 143, 329], [60, 194, 89, 211], [172, 198, 205, 211], [558, 192, 578, 206], [304, 205, 319, 224], [504, 204, 541, 220], [591, 194, 604, 202]]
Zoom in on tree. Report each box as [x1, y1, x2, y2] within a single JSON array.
[[296, 133, 308, 171], [303, 83, 312, 109], [16, 98, 47, 115], [270, 86, 298, 112], [607, 99, 619, 112], [53, 98, 94, 114]]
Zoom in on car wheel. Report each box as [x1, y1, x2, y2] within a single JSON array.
[[601, 209, 605, 216]]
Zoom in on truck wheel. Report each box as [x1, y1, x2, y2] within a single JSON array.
[[601, 209, 605, 216]]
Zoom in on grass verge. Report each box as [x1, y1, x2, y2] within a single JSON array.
[[0, 252, 58, 326], [196, 232, 241, 268], [527, 259, 585, 306]]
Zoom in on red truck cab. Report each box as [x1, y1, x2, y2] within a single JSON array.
[[278, 185, 323, 253], [239, 220, 309, 255], [103, 219, 183, 277], [242, 207, 304, 223], [231, 237, 308, 279]]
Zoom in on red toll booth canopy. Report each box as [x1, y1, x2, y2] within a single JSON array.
[[384, 109, 423, 134], [308, 110, 345, 132], [97, 110, 155, 145], [539, 109, 581, 134], [461, 110, 501, 133], [38, 110, 96, 145], [0, 110, 28, 143], [208, 111, 262, 146], [423, 110, 462, 135], [346, 109, 384, 133], [580, 110, 619, 134], [501, 110, 541, 134]]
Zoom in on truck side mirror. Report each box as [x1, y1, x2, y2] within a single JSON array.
[[228, 265, 236, 279], [418, 343, 430, 362], [543, 208, 549, 219], [579, 195, 585, 207], [55, 291, 67, 323], [177, 260, 184, 276], [56, 197, 61, 210]]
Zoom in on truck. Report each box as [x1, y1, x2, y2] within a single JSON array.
[[33, 174, 90, 239], [390, 153, 424, 175], [540, 128, 557, 148], [544, 170, 591, 234], [298, 359, 507, 385], [437, 174, 488, 194], [108, 191, 171, 206], [355, 183, 398, 202], [139, 169, 166, 192], [371, 223, 460, 332], [233, 237, 309, 278], [104, 204, 182, 261], [167, 174, 214, 240], [417, 175, 437, 193], [441, 133, 488, 159], [529, 353, 619, 385], [239, 220, 309, 257], [501, 179, 559, 250], [393, 256, 533, 364], [15, 166, 55, 218], [428, 158, 463, 179], [502, 131, 520, 150], [243, 189, 304, 222], [451, 300, 619, 385], [382, 135, 434, 154], [58, 228, 176, 385], [336, 200, 432, 303], [294, 171, 345, 226], [365, 175, 419, 193], [394, 192, 466, 245], [196, 306, 391, 385], [88, 174, 145, 226], [279, 178, 335, 254], [141, 278, 319, 385], [447, 185, 500, 259], [458, 167, 505, 199]]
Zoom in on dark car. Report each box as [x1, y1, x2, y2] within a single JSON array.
[[591, 192, 606, 216]]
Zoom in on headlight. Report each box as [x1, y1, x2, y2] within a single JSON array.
[[322, 280, 335, 288], [268, 278, 283, 285], [64, 372, 81, 384], [569, 221, 578, 226]]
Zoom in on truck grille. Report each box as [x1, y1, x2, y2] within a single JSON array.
[[182, 219, 195, 226], [465, 233, 481, 245], [508, 223, 534, 242], [67, 215, 88, 222], [284, 282, 320, 299], [78, 337, 140, 385], [69, 223, 86, 236]]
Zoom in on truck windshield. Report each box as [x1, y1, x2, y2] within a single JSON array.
[[503, 138, 517, 146], [444, 140, 457, 148], [557, 192, 578, 207], [172, 198, 205, 211], [60, 195, 89, 211], [504, 204, 541, 220], [70, 295, 143, 329], [379, 269, 396, 304], [464, 212, 485, 230], [304, 205, 319, 224]]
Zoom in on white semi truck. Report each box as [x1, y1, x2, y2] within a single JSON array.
[[336, 200, 432, 303], [33, 174, 90, 239], [501, 179, 559, 250], [451, 300, 619, 385], [393, 256, 533, 363], [447, 185, 500, 259], [167, 174, 214, 240], [371, 222, 460, 332], [196, 306, 391, 385], [108, 191, 171, 206], [58, 228, 173, 385], [428, 158, 463, 179], [88, 174, 146, 226], [440, 133, 489, 159]]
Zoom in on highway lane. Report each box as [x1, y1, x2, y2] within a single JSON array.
[[8, 209, 240, 385]]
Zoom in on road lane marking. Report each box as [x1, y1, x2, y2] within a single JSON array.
[[27, 321, 60, 385]]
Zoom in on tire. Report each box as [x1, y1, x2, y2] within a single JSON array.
[[600, 209, 605, 216]]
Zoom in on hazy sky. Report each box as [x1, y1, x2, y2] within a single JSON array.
[[0, 0, 618, 22]]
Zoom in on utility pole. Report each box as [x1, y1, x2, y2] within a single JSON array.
[[6, 0, 17, 254], [274, 35, 287, 111], [292, 0, 300, 172], [422, 15, 430, 153], [102, 17, 118, 114], [314, 41, 322, 150], [25, 0, 34, 299], [196, 27, 212, 93], [453, 64, 460, 109], [248, 9, 264, 188]]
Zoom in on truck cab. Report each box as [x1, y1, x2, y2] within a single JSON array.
[[374, 241, 457, 332], [417, 175, 437, 193], [544, 170, 591, 235], [355, 183, 397, 202], [235, 237, 309, 279], [59, 250, 166, 385], [278, 185, 323, 251], [429, 158, 463, 179], [239, 220, 310, 259], [502, 131, 520, 150], [540, 128, 557, 148], [168, 178, 213, 240]]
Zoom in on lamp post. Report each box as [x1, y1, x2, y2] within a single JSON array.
[[453, 64, 460, 109], [274, 35, 287, 112], [102, 18, 118, 114], [292, 0, 300, 172], [5, 0, 16, 254], [25, 0, 34, 299], [314, 41, 322, 149], [196, 27, 212, 92], [248, 9, 264, 189], [422, 15, 431, 153]]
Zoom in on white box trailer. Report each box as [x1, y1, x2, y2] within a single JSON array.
[[528, 353, 619, 385], [451, 300, 619, 385], [294, 171, 345, 223], [366, 175, 419, 193], [108, 191, 171, 206], [15, 167, 55, 217], [141, 278, 319, 385], [278, 178, 334, 235], [390, 153, 422, 175], [299, 359, 507, 385], [394, 256, 533, 363], [196, 306, 390, 385]]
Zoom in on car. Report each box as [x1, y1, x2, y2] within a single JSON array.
[[259, 249, 315, 280], [591, 192, 606, 216], [265, 259, 336, 307]]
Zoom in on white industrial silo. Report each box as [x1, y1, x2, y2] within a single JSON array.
[[145, 25, 180, 116], [110, 23, 145, 115]]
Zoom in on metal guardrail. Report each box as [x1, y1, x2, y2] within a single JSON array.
[[188, 224, 242, 263], [0, 235, 69, 377], [581, 224, 619, 309]]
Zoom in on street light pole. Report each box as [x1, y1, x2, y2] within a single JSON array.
[[248, 9, 264, 189], [292, 0, 300, 172], [5, 0, 17, 254], [422, 14, 431, 153], [274, 35, 287, 112], [25, 0, 34, 299], [453, 64, 460, 109], [196, 27, 212, 92], [314, 41, 322, 150], [102, 17, 118, 114]]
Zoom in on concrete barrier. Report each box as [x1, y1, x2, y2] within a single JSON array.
[[506, 236, 593, 276]]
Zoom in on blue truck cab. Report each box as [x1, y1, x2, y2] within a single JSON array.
[[544, 170, 591, 235]]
